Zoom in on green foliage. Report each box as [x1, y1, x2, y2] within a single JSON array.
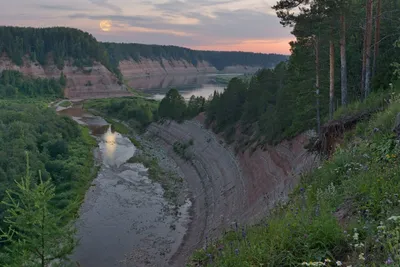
[[0, 26, 113, 72], [173, 140, 194, 160], [0, 155, 76, 266], [0, 99, 96, 227], [58, 100, 72, 108], [84, 97, 158, 132], [103, 42, 287, 71], [159, 89, 187, 122], [191, 97, 400, 266], [206, 66, 291, 143], [0, 70, 64, 98]]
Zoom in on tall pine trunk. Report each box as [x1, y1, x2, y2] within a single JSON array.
[[315, 36, 321, 135], [340, 14, 348, 106], [373, 0, 381, 75], [364, 0, 374, 99], [329, 36, 335, 120]]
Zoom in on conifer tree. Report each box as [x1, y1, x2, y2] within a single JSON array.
[[0, 153, 77, 267]]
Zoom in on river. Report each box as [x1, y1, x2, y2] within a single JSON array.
[[57, 103, 190, 267], [128, 73, 242, 100]]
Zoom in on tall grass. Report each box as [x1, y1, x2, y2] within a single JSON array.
[[190, 94, 400, 266]]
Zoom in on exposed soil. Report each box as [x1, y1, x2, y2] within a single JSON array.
[[145, 120, 318, 265], [0, 54, 131, 99]]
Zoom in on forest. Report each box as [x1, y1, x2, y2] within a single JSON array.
[[0, 69, 96, 264], [0, 70, 65, 98], [0, 26, 287, 80], [189, 0, 400, 266], [205, 0, 400, 147], [0, 26, 113, 71], [103, 42, 288, 71]]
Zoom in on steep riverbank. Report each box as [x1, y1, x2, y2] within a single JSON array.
[[59, 99, 317, 266], [145, 119, 318, 265]]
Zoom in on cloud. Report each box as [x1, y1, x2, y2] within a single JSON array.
[[36, 4, 89, 12], [69, 9, 290, 40], [89, 0, 122, 14], [2, 0, 292, 53]]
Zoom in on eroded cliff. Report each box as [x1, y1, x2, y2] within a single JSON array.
[[145, 119, 318, 265], [0, 55, 130, 99], [119, 57, 262, 88]]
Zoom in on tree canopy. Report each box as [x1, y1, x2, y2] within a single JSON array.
[[103, 42, 288, 71]]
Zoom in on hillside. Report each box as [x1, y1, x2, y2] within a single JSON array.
[[104, 42, 287, 81], [0, 26, 287, 98]]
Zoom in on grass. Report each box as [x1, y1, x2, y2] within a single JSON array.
[[59, 100, 72, 108], [190, 93, 400, 266], [84, 96, 159, 132], [52, 125, 98, 215], [173, 139, 194, 160], [105, 117, 130, 134]]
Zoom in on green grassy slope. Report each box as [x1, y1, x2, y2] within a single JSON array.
[[190, 94, 400, 266]]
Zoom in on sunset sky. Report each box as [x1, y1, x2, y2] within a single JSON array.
[[1, 0, 294, 54]]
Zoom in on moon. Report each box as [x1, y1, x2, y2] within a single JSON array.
[[100, 20, 112, 32]]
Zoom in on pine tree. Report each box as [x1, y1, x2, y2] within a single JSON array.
[[0, 153, 77, 267]]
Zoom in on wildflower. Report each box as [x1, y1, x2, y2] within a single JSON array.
[[242, 226, 247, 239], [353, 232, 359, 242], [359, 253, 365, 261], [207, 253, 212, 263], [234, 248, 239, 256], [336, 261, 342, 266], [385, 257, 394, 264], [324, 258, 331, 263], [388, 216, 400, 221]]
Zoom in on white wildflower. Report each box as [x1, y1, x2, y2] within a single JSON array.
[[388, 216, 400, 221], [336, 261, 342, 266], [359, 253, 365, 261]]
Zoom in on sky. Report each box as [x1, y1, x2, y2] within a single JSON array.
[[0, 0, 294, 54]]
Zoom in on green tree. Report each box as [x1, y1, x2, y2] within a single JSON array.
[[0, 154, 77, 267], [158, 88, 187, 122], [59, 72, 67, 87]]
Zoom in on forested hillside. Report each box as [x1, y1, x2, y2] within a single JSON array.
[[0, 26, 286, 81], [104, 42, 287, 71], [0, 70, 65, 98], [186, 0, 400, 266], [0, 26, 112, 71], [206, 0, 400, 147]]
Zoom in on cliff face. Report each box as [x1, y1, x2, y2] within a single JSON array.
[[0, 54, 263, 99], [119, 57, 262, 87], [145, 119, 318, 265], [0, 55, 130, 99]]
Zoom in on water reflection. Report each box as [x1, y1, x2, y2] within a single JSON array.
[[152, 83, 225, 100], [98, 126, 135, 168], [102, 126, 117, 164]]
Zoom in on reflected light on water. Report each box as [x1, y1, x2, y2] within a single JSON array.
[[103, 125, 117, 161]]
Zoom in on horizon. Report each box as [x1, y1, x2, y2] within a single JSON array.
[[0, 0, 294, 55]]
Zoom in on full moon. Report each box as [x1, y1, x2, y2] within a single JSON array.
[[100, 20, 112, 32]]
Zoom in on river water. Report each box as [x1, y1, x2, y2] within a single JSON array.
[[128, 73, 240, 100], [58, 103, 190, 267]]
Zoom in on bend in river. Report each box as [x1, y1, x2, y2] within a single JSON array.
[[59, 103, 190, 267]]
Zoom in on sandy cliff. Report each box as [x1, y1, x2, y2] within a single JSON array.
[[0, 55, 130, 99]]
